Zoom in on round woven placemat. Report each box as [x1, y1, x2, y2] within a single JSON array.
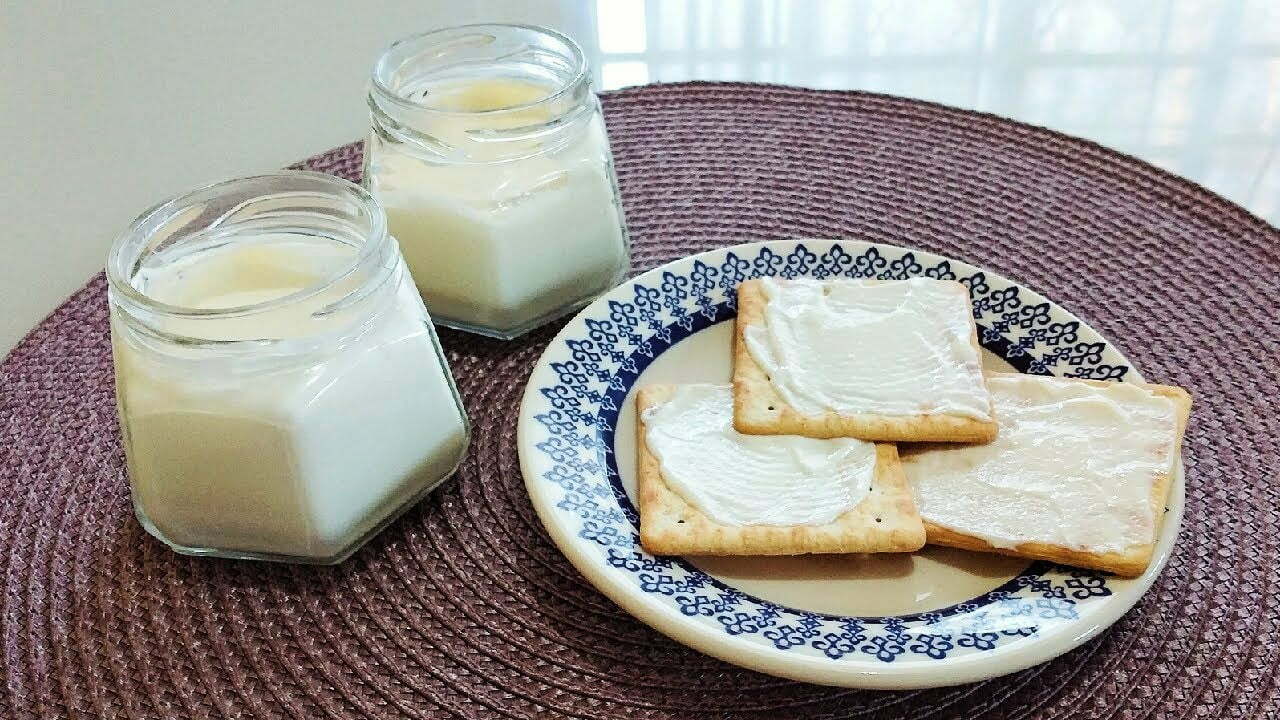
[[3, 82, 1278, 719]]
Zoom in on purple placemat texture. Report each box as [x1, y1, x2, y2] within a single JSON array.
[[3, 82, 1279, 719]]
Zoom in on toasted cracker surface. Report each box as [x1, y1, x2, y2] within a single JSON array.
[[731, 278, 998, 443], [636, 384, 926, 556], [901, 377, 1192, 577]]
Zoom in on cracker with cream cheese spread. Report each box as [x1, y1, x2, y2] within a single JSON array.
[[731, 278, 998, 443], [900, 375, 1192, 577], [636, 384, 926, 556]]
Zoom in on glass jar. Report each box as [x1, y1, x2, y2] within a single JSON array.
[[365, 23, 630, 339], [107, 171, 470, 564]]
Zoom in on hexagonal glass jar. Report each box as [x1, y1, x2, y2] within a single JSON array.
[[107, 171, 470, 563], [365, 23, 630, 339]]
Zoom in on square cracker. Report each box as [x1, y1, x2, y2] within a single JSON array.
[[905, 376, 1193, 577], [731, 278, 998, 443], [636, 384, 926, 556]]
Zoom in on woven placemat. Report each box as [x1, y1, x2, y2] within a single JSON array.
[[3, 82, 1279, 719]]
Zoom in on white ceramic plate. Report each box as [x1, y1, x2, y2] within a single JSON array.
[[516, 239, 1182, 689]]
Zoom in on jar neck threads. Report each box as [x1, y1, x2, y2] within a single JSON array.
[[367, 24, 593, 164], [106, 171, 399, 347]]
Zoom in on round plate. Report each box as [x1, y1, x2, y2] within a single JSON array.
[[516, 239, 1182, 689]]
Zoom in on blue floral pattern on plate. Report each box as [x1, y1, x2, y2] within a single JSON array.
[[525, 240, 1140, 665]]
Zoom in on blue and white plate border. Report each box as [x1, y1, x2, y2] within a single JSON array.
[[516, 239, 1182, 689]]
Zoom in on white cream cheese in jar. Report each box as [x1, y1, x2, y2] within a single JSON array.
[[367, 26, 629, 339], [743, 277, 992, 419], [642, 385, 877, 526], [902, 375, 1179, 553], [108, 173, 469, 563]]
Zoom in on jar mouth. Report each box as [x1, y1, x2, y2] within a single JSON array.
[[106, 171, 391, 322], [368, 23, 588, 116]]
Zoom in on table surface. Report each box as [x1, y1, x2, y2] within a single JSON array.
[[6, 83, 1277, 720], [3, 0, 1278, 353]]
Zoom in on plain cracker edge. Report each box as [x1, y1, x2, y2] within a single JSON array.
[[635, 383, 926, 556], [731, 278, 997, 442]]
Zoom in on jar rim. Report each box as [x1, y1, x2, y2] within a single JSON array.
[[368, 23, 588, 116], [106, 171, 390, 322]]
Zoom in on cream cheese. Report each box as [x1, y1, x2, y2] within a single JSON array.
[[367, 76, 628, 335], [902, 375, 1179, 553], [116, 236, 468, 559], [742, 277, 991, 420], [642, 384, 877, 526]]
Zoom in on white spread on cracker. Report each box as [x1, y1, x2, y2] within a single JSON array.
[[902, 375, 1179, 553], [742, 277, 992, 420], [642, 384, 877, 526]]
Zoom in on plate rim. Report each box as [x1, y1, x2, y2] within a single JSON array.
[[517, 238, 1182, 689]]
